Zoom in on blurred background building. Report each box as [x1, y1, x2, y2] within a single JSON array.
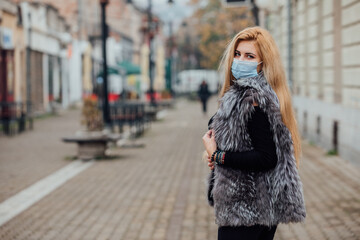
[[171, 0, 360, 165], [1, 0, 170, 133], [0, 0, 24, 110], [260, 0, 360, 166]]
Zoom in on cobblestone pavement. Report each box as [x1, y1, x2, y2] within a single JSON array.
[[0, 97, 359, 240], [0, 109, 81, 203]]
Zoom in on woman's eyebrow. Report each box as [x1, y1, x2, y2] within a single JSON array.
[[235, 50, 256, 56]]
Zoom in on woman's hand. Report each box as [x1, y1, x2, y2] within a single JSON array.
[[207, 155, 215, 170], [202, 130, 217, 170]]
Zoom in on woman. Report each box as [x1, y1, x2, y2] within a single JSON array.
[[202, 27, 306, 240]]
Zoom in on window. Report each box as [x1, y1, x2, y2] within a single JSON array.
[[17, 6, 23, 26]]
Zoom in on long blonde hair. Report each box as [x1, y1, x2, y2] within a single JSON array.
[[218, 26, 302, 167]]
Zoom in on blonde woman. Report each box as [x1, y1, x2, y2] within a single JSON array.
[[202, 27, 306, 240]]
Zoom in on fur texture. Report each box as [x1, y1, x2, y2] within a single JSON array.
[[209, 72, 306, 227]]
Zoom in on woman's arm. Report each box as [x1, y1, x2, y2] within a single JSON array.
[[216, 107, 278, 172]]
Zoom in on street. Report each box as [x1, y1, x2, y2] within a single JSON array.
[[0, 97, 359, 240]]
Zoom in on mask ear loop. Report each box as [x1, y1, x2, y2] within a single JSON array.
[[257, 61, 263, 74]]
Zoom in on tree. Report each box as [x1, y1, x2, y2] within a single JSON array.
[[177, 0, 254, 70]]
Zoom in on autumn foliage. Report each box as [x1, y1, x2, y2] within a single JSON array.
[[177, 0, 254, 70]]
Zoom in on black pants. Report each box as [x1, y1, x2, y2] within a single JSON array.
[[218, 225, 277, 240], [201, 99, 207, 113]]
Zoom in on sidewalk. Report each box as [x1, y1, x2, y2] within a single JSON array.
[[0, 109, 82, 203], [0, 97, 359, 240]]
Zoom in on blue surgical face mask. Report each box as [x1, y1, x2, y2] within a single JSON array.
[[231, 58, 262, 79]]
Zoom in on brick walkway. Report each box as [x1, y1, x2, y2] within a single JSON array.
[[0, 98, 359, 240], [0, 109, 82, 203]]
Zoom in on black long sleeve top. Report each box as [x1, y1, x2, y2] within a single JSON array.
[[208, 106, 278, 172]]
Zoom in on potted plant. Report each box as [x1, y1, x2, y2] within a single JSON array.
[[81, 96, 104, 132], [63, 95, 118, 160]]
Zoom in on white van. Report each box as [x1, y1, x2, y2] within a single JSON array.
[[174, 69, 220, 95]]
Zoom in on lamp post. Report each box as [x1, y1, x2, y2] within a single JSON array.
[[127, 0, 173, 105], [26, 12, 33, 129], [147, 0, 156, 106], [167, 0, 174, 95], [250, 0, 259, 26], [166, 21, 173, 93], [148, 0, 175, 106], [100, 0, 110, 127]]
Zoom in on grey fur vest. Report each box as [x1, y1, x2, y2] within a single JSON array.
[[208, 72, 306, 227]]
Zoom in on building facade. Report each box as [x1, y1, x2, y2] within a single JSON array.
[[0, 0, 26, 124], [265, 0, 360, 165], [20, 2, 73, 114]]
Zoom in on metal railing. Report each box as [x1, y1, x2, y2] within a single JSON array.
[[109, 101, 148, 137], [0, 102, 32, 136]]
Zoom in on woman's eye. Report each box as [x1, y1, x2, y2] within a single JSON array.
[[247, 55, 254, 59], [235, 52, 240, 56]]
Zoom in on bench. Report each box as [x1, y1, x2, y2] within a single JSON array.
[[62, 133, 122, 160]]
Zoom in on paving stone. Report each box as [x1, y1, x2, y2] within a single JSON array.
[[0, 109, 82, 203], [0, 97, 359, 240]]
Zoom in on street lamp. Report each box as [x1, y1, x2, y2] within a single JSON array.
[[251, 0, 259, 26], [128, 0, 174, 106], [26, 12, 33, 129], [100, 0, 110, 127], [166, 0, 174, 95], [147, 0, 155, 106], [148, 0, 174, 106]]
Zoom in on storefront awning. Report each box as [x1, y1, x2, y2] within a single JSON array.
[[117, 61, 141, 75], [96, 66, 119, 77]]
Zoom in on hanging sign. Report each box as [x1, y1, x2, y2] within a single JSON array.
[[0, 27, 14, 49]]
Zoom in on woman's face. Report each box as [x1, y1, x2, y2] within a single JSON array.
[[234, 40, 262, 73]]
